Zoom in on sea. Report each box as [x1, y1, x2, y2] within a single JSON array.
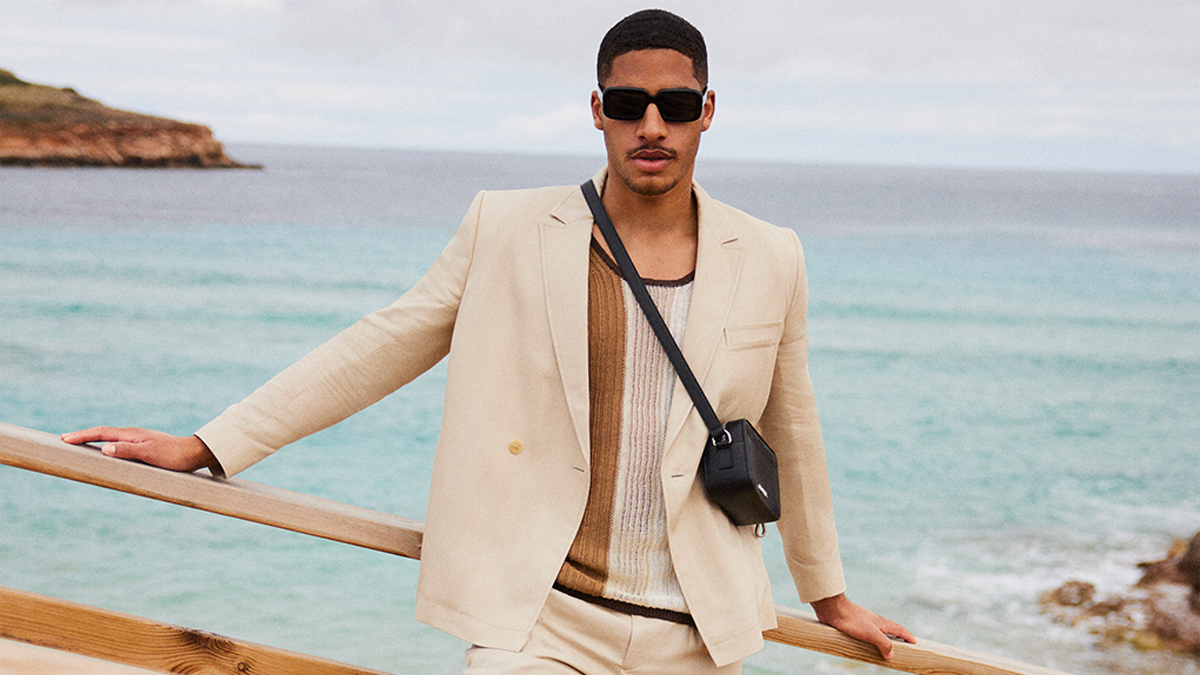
[[1, 145, 1198, 675]]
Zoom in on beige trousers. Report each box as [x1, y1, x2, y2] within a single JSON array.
[[463, 589, 742, 675]]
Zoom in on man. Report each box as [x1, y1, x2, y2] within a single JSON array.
[[64, 9, 914, 674]]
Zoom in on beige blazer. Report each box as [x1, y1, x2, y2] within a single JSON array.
[[197, 168, 846, 666]]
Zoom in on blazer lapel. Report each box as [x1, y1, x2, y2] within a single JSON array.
[[662, 183, 743, 470], [542, 172, 744, 472], [542, 179, 599, 466]]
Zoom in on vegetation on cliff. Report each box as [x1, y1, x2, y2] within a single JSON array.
[[0, 68, 255, 168]]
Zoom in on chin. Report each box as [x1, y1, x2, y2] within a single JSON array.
[[619, 170, 683, 197]]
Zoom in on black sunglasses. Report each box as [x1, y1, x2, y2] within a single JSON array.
[[600, 86, 707, 123]]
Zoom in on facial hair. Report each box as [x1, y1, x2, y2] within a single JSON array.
[[618, 144, 682, 196]]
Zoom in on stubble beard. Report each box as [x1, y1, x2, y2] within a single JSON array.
[[618, 171, 679, 197], [615, 149, 685, 197]]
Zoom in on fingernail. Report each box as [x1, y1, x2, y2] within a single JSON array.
[[102, 444, 115, 456]]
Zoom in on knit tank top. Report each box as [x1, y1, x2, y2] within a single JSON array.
[[555, 238, 694, 614]]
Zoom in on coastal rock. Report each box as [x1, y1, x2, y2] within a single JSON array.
[[1040, 531, 1200, 657], [0, 68, 254, 168], [1042, 580, 1097, 607]]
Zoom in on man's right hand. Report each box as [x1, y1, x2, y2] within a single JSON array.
[[61, 427, 219, 474]]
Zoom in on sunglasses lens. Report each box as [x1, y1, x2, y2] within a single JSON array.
[[602, 88, 705, 122], [603, 89, 650, 120], [656, 90, 703, 122]]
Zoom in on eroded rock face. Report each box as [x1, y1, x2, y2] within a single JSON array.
[[0, 121, 249, 168], [0, 68, 254, 168], [1040, 532, 1200, 657]]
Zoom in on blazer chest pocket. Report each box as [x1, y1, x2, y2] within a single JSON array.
[[723, 322, 783, 351]]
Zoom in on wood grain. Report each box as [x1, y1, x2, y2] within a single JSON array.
[[0, 586, 395, 675], [0, 422, 422, 560], [767, 605, 1074, 675]]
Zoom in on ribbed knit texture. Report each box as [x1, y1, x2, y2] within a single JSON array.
[[556, 240, 694, 613]]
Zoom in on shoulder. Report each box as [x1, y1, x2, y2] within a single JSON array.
[[451, 183, 589, 261], [467, 184, 580, 219], [696, 184, 803, 264]]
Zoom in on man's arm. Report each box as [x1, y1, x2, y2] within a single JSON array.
[[61, 427, 220, 474], [60, 192, 486, 479], [811, 593, 916, 660], [757, 230, 915, 658]]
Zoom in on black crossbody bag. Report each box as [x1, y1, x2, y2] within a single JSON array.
[[581, 181, 781, 527]]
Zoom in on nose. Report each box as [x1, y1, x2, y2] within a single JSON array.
[[637, 103, 668, 141]]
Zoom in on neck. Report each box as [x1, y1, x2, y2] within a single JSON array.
[[596, 169, 699, 280], [600, 168, 697, 237]]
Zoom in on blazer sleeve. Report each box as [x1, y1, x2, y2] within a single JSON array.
[[195, 192, 485, 477], [756, 228, 847, 603]]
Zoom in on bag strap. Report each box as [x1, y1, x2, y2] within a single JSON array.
[[580, 180, 731, 449]]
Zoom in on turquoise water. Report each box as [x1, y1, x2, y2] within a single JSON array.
[[2, 147, 1198, 674]]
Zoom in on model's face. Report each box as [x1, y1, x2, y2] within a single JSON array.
[[592, 49, 714, 199]]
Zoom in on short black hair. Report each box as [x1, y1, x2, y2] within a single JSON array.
[[597, 9, 708, 88]]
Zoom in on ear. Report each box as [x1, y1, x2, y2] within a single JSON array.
[[591, 90, 605, 130], [700, 89, 715, 132]]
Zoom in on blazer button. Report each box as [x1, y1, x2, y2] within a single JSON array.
[[508, 440, 524, 455]]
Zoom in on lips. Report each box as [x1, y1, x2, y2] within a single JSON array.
[[630, 147, 675, 172]]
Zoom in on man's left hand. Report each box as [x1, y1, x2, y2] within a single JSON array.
[[810, 592, 916, 660]]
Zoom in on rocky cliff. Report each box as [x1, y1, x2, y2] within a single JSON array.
[[0, 68, 254, 168]]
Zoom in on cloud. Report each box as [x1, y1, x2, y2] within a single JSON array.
[[2, 0, 1197, 172], [492, 103, 594, 143], [705, 1, 1199, 87], [273, 0, 602, 73], [262, 1, 1200, 86], [16, 0, 1199, 87], [724, 81, 1200, 143]]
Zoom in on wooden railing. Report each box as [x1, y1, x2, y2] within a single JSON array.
[[0, 422, 1073, 675]]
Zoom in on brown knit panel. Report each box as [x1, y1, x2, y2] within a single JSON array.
[[556, 244, 626, 595]]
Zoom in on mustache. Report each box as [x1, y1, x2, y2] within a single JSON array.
[[627, 144, 676, 159]]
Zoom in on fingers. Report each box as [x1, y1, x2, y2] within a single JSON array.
[[863, 615, 917, 660], [61, 426, 162, 464], [60, 427, 215, 473], [842, 618, 894, 660], [811, 594, 915, 661], [842, 622, 898, 660], [872, 632, 895, 660], [62, 427, 162, 464], [98, 438, 154, 462], [819, 615, 891, 659], [61, 426, 151, 446]]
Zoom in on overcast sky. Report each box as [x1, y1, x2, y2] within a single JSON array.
[[3, 0, 1198, 174]]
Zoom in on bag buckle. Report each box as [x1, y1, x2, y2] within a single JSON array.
[[711, 425, 732, 449]]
